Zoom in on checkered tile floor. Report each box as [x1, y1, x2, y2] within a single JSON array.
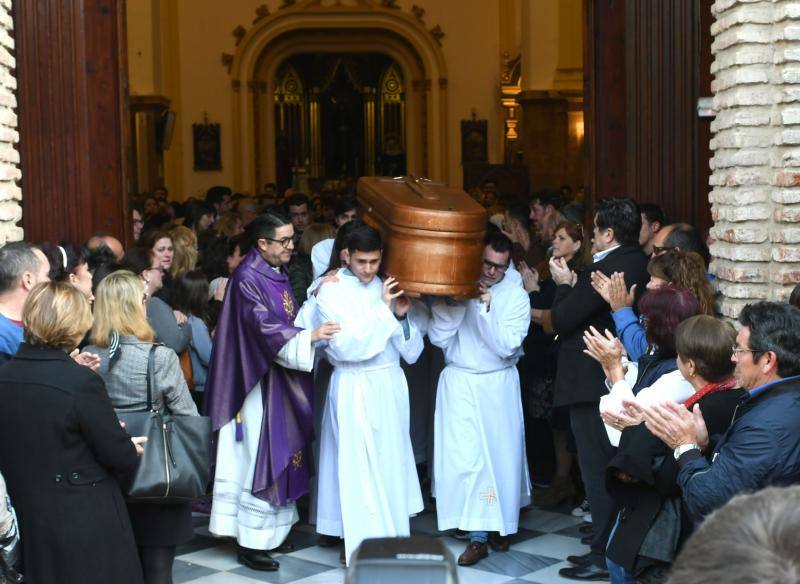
[[173, 504, 591, 583]]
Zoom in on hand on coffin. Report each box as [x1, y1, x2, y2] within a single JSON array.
[[478, 284, 492, 309], [381, 276, 405, 307]]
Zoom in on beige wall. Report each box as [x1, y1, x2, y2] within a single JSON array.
[[127, 0, 506, 198]]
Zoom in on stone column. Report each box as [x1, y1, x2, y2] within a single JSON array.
[[710, 0, 800, 315], [0, 0, 21, 244]]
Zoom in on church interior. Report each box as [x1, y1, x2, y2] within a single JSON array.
[[7, 0, 800, 582]]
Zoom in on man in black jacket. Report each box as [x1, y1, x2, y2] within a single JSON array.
[[551, 197, 650, 580]]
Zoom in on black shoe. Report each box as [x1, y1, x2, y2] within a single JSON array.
[[558, 563, 610, 581], [452, 528, 470, 540], [237, 548, 280, 571], [566, 552, 592, 566], [581, 534, 593, 545], [318, 534, 342, 547], [579, 523, 595, 535]]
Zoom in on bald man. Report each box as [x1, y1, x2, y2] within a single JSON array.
[[86, 234, 125, 261]]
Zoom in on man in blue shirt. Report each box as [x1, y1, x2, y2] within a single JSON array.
[[637, 301, 800, 523], [0, 242, 50, 360]]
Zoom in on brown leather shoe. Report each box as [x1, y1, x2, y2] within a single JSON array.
[[457, 541, 488, 566], [487, 532, 510, 552]]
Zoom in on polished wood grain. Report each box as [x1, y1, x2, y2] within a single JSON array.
[[15, 0, 130, 245], [358, 176, 487, 297]]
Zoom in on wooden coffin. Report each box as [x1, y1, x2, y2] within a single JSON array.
[[357, 176, 487, 297]]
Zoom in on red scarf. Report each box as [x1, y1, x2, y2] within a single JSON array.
[[684, 376, 738, 410]]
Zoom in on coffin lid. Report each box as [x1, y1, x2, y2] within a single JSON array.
[[357, 176, 487, 233]]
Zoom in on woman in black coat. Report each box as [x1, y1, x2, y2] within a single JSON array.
[[86, 270, 199, 584], [0, 282, 146, 584]]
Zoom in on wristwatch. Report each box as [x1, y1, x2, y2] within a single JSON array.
[[673, 443, 700, 461]]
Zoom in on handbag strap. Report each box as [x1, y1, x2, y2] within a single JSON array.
[[146, 344, 157, 412]]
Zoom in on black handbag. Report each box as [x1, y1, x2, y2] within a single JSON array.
[[117, 345, 212, 503]]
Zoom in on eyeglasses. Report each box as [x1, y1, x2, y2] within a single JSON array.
[[731, 345, 763, 357], [482, 259, 509, 272], [653, 245, 677, 255], [263, 236, 293, 249]]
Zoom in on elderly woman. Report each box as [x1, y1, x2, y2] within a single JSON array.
[[86, 271, 199, 584], [0, 282, 146, 584], [585, 307, 743, 582]]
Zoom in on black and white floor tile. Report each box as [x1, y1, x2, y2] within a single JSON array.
[[173, 504, 592, 584]]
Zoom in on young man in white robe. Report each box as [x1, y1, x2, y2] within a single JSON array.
[[315, 224, 425, 565], [429, 233, 532, 566]]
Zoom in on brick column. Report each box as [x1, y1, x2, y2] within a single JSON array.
[[710, 0, 800, 316], [0, 0, 20, 244]]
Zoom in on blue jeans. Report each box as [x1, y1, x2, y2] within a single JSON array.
[[469, 531, 488, 543], [606, 514, 636, 584]]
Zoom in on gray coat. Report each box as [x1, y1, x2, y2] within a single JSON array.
[[86, 336, 198, 416]]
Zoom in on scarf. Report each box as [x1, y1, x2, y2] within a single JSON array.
[[684, 376, 737, 410]]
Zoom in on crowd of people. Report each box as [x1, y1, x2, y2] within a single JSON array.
[[0, 181, 799, 584]]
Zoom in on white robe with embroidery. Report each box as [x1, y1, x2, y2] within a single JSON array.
[[209, 330, 313, 550], [315, 270, 424, 564], [429, 268, 532, 535]]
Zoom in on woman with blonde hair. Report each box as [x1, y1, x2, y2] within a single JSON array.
[[0, 282, 146, 583], [86, 271, 198, 584], [168, 225, 199, 278], [215, 211, 244, 240]]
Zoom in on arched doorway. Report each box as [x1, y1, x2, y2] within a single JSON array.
[[227, 0, 448, 193], [272, 53, 407, 192]]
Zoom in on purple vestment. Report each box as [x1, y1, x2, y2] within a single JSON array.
[[204, 248, 313, 506]]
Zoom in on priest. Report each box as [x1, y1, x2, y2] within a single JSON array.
[[204, 212, 339, 571]]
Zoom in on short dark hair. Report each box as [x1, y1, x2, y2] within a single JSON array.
[[739, 301, 800, 377], [0, 242, 42, 295], [531, 187, 564, 211], [286, 193, 310, 209], [205, 185, 232, 207], [335, 195, 358, 217], [346, 224, 383, 253], [595, 197, 641, 246], [638, 286, 700, 356], [245, 212, 291, 247], [484, 233, 513, 256], [639, 202, 666, 227], [669, 486, 800, 584], [506, 205, 531, 231], [664, 222, 710, 266], [675, 315, 736, 382], [791, 283, 800, 310]]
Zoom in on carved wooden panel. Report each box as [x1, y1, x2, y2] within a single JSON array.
[[584, 0, 713, 234], [15, 0, 130, 245]]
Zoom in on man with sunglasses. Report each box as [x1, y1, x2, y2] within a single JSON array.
[[635, 301, 800, 525], [429, 233, 531, 567], [204, 213, 340, 571]]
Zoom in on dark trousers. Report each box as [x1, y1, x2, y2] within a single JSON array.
[[570, 402, 618, 568]]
